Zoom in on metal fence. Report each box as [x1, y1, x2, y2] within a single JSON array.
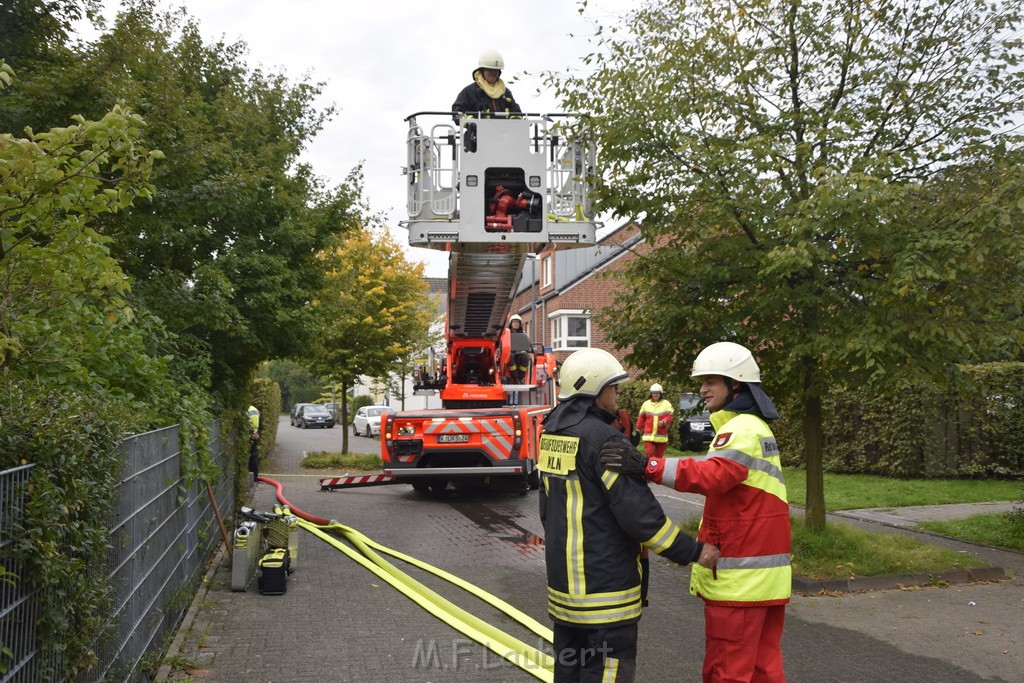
[[0, 421, 235, 682]]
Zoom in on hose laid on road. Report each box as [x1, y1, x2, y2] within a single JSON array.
[[258, 475, 554, 681]]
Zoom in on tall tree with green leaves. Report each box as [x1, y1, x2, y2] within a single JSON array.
[[309, 228, 434, 453], [1, 2, 360, 406], [554, 0, 1024, 530]]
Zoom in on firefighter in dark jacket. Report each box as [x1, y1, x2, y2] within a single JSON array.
[[539, 347, 720, 682], [452, 49, 522, 117]]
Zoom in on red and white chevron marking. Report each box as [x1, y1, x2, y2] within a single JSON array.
[[319, 474, 397, 490]]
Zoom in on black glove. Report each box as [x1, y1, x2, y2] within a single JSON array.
[[600, 439, 649, 477]]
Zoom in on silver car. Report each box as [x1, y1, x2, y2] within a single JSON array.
[[352, 405, 391, 437]]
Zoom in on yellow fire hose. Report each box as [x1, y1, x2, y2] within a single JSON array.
[[260, 477, 553, 681]]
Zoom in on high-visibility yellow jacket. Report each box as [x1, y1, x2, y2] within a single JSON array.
[[635, 398, 674, 443], [644, 409, 791, 605], [247, 406, 260, 435]]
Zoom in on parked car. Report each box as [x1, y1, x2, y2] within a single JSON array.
[[290, 402, 315, 426], [352, 405, 391, 437], [297, 404, 335, 429], [678, 393, 714, 452]]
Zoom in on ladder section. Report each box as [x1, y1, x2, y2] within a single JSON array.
[[446, 249, 526, 340]]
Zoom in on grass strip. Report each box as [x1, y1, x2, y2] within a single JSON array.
[[300, 451, 382, 470], [918, 513, 1024, 552]]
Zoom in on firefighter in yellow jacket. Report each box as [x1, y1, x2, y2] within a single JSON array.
[[601, 342, 790, 682], [247, 404, 261, 481], [539, 348, 719, 682], [634, 383, 674, 459]]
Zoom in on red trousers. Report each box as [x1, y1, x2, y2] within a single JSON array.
[[703, 603, 785, 682], [642, 440, 668, 459]]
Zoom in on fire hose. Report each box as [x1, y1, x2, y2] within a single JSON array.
[[257, 476, 554, 681]]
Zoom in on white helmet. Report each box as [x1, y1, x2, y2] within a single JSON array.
[[558, 348, 630, 400], [650, 383, 663, 394], [509, 314, 522, 325], [477, 49, 505, 71], [691, 341, 761, 382]]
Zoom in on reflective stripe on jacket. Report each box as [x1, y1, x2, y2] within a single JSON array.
[[635, 399, 673, 443], [539, 408, 701, 627], [645, 410, 791, 606]]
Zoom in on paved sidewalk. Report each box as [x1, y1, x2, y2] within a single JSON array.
[[834, 500, 1019, 527]]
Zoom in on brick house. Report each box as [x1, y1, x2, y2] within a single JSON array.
[[509, 220, 645, 371]]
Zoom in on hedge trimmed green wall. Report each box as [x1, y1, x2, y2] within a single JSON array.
[[774, 362, 1024, 477]]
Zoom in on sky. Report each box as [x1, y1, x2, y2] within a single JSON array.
[[77, 0, 642, 277]]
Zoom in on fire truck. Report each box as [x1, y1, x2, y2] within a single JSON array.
[[379, 110, 598, 494]]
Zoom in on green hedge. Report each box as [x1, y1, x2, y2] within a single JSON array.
[[350, 393, 375, 414], [774, 362, 1024, 478], [0, 380, 127, 677]]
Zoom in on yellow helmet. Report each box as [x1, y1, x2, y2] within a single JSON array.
[[558, 348, 629, 400]]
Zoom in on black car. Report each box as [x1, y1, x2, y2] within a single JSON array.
[[296, 404, 335, 429], [678, 393, 714, 452], [290, 403, 315, 426]]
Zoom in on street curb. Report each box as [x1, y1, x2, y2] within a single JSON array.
[[793, 565, 1007, 594], [153, 546, 227, 682]]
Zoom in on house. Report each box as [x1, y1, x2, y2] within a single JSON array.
[[509, 220, 644, 371]]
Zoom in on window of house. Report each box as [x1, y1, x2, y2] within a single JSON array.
[[541, 255, 553, 288], [550, 311, 590, 350]]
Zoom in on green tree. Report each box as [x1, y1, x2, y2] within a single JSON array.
[[554, 0, 1024, 530], [309, 228, 434, 453], [0, 64, 212, 675], [263, 358, 322, 409], [1, 3, 360, 405]]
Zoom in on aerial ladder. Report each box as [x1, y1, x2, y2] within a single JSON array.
[[376, 110, 599, 495]]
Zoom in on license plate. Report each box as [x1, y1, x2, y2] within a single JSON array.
[[437, 434, 470, 443]]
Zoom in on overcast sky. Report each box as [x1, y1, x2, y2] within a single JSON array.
[[79, 0, 641, 277]]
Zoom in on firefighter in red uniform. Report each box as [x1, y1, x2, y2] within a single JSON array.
[[634, 383, 673, 459], [601, 342, 790, 682], [539, 348, 719, 682]]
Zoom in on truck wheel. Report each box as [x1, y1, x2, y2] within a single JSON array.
[[412, 481, 430, 493], [527, 470, 540, 490]]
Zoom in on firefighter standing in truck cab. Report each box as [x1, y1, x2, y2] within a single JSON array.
[[634, 383, 674, 459], [452, 50, 522, 118], [538, 348, 719, 682], [503, 314, 532, 384], [601, 342, 790, 682]]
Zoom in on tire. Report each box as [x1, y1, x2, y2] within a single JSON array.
[[365, 425, 372, 438]]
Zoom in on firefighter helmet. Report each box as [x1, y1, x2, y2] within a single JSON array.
[[558, 348, 630, 400], [509, 314, 522, 325], [477, 49, 505, 71], [650, 383, 663, 394], [691, 342, 761, 383]]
